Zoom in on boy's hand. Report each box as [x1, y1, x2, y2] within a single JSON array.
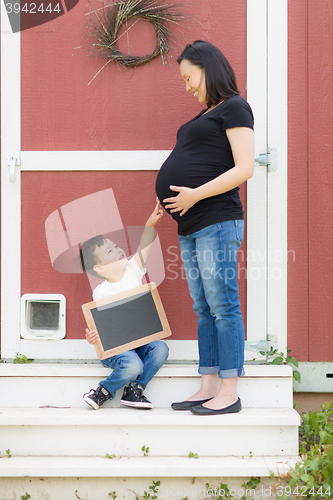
[[145, 200, 164, 228], [135, 200, 163, 269], [85, 328, 98, 344]]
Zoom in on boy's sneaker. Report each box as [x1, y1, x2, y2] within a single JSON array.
[[120, 383, 153, 409], [83, 386, 111, 410]]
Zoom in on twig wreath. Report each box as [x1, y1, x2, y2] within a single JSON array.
[[85, 0, 185, 70]]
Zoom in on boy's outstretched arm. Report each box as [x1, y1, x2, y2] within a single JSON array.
[[134, 200, 163, 269]]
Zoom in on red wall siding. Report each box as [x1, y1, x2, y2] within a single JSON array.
[[20, 1, 248, 341], [288, 0, 333, 361], [21, 0, 247, 151]]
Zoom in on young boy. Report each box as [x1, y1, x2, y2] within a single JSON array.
[[80, 201, 169, 410]]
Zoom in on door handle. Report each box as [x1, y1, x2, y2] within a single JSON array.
[[8, 154, 21, 183]]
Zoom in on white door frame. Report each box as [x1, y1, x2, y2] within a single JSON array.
[[246, 0, 288, 359], [266, 0, 288, 356], [0, 0, 287, 361]]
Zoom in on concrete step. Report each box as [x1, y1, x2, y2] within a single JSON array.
[[0, 407, 300, 457], [0, 455, 301, 477], [0, 363, 294, 408], [0, 456, 303, 500]]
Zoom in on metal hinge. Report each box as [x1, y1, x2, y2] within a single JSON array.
[[255, 147, 277, 172], [244, 334, 278, 353]]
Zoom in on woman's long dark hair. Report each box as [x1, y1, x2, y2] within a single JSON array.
[[177, 40, 240, 107]]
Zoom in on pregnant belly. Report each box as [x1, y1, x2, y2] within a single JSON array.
[[155, 156, 206, 206]]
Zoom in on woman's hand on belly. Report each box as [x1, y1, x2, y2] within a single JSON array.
[[163, 185, 200, 216]]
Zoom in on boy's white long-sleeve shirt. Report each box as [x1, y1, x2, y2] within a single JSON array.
[[92, 257, 146, 301]]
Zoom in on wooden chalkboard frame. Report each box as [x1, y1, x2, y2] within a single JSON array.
[[82, 283, 171, 360]]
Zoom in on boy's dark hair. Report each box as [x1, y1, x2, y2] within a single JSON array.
[[79, 235, 106, 278], [177, 40, 240, 107]]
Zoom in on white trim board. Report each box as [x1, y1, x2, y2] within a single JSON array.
[[21, 150, 171, 171]]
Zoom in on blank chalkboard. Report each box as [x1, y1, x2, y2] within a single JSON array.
[[82, 283, 171, 359]]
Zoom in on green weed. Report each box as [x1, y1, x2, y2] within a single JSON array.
[[260, 347, 301, 383], [141, 445, 150, 456], [13, 353, 34, 364]]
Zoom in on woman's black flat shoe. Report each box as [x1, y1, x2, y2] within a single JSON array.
[[171, 398, 212, 411], [190, 398, 242, 415]]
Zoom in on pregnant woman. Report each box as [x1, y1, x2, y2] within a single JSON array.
[[156, 40, 255, 415]]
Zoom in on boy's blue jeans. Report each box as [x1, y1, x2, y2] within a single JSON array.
[[99, 340, 169, 399], [179, 221, 245, 379]]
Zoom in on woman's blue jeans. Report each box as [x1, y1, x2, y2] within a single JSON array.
[[99, 340, 169, 399], [179, 221, 245, 379]]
